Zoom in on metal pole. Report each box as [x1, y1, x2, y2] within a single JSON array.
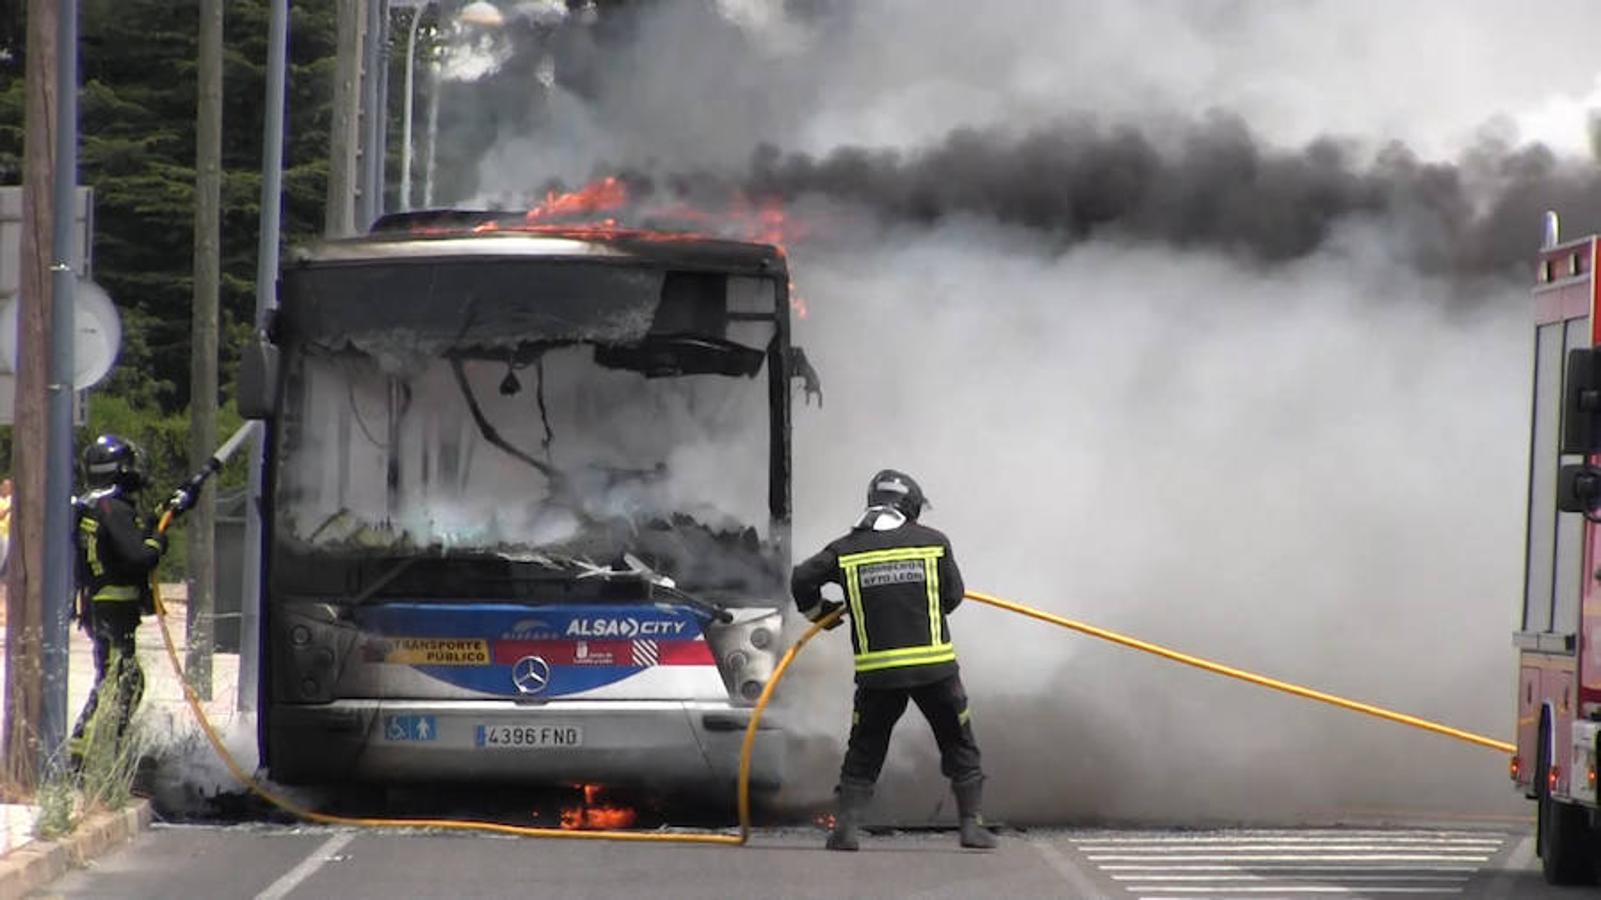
[[374, 2, 390, 221], [359, 0, 382, 228], [423, 55, 440, 208], [240, 0, 289, 715], [187, 0, 224, 701], [399, 5, 424, 211], [40, 0, 78, 773]]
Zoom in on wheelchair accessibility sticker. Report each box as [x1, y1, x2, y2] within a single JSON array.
[[384, 714, 438, 742]]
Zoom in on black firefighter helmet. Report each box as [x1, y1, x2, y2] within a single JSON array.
[[82, 434, 149, 491], [865, 468, 928, 521]]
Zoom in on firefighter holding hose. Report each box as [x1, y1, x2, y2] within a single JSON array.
[[791, 469, 997, 851], [68, 434, 168, 770]]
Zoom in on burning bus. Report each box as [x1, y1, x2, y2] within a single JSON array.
[[236, 209, 813, 795]]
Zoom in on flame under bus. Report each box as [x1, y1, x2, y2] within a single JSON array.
[[244, 218, 803, 792]]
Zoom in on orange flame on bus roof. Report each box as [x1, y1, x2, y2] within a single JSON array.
[[408, 176, 812, 318], [525, 177, 629, 224]]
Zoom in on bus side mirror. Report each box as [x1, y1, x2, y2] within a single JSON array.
[[1557, 464, 1601, 515], [789, 346, 822, 407], [237, 337, 279, 420], [1562, 348, 1601, 454]]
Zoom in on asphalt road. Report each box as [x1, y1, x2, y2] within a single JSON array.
[[29, 821, 1589, 899], [4, 609, 1581, 897]]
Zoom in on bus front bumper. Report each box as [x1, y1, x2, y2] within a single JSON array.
[[265, 698, 785, 790]]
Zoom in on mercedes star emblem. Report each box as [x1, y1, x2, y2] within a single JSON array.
[[511, 655, 552, 695]]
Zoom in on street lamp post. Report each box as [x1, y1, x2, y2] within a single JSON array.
[[359, 0, 387, 227], [399, 4, 426, 211], [424, 53, 440, 208], [416, 0, 510, 210], [390, 0, 439, 212]]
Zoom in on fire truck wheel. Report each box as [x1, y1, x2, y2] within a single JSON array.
[[1537, 726, 1599, 886]]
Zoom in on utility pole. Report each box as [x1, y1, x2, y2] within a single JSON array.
[[3, 0, 57, 793], [187, 0, 223, 699], [240, 0, 290, 714], [326, 0, 366, 237], [41, 0, 80, 774]]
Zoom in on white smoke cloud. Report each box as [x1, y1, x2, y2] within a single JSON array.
[[440, 0, 1593, 824], [781, 0, 1601, 160], [784, 220, 1528, 822]]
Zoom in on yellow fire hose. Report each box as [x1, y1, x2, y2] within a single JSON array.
[[145, 510, 1511, 845], [961, 590, 1516, 754]]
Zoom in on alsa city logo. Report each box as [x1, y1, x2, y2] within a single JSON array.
[[566, 618, 687, 638]]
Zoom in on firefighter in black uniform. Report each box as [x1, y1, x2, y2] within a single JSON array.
[[791, 469, 997, 851], [68, 435, 167, 770]]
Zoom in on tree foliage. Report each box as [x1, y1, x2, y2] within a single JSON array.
[[0, 0, 338, 576], [1, 1, 336, 409]]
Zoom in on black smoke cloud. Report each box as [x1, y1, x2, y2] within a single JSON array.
[[445, 3, 1601, 278], [452, 4, 1601, 280], [639, 114, 1601, 281]]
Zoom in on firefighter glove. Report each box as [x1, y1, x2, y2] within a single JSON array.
[[818, 600, 845, 630]]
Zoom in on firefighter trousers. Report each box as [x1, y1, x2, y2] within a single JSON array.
[[839, 673, 984, 787], [69, 600, 144, 763]]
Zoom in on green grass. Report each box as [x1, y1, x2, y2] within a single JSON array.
[[32, 762, 77, 840], [31, 650, 148, 841]]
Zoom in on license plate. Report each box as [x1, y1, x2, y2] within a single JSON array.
[[474, 724, 584, 748]]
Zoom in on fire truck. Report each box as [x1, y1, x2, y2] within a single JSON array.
[[1515, 212, 1601, 884]]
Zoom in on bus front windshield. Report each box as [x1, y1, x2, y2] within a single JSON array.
[[273, 331, 778, 597]]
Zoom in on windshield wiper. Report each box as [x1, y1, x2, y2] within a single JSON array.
[[654, 582, 735, 624], [558, 553, 735, 623]]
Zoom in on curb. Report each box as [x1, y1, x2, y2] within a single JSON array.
[[0, 799, 153, 900]]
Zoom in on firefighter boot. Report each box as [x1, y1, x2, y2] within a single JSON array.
[[953, 777, 998, 849], [826, 781, 873, 851]]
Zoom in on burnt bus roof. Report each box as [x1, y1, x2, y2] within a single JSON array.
[[287, 209, 788, 277]]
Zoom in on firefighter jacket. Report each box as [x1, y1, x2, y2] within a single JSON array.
[[791, 518, 966, 689], [76, 488, 163, 608]]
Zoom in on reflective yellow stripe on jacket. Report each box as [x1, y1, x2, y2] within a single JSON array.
[[78, 514, 142, 602], [837, 545, 952, 674]]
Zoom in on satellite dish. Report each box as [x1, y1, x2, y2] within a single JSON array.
[[0, 279, 123, 388]]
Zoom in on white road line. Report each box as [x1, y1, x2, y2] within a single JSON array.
[[1082, 851, 1492, 858], [254, 831, 356, 900], [1075, 839, 1498, 845], [1070, 830, 1502, 898], [1099, 865, 1479, 872], [1481, 834, 1535, 898], [1113, 875, 1470, 882], [1127, 883, 1466, 890], [1075, 837, 1504, 846], [1027, 835, 1111, 898], [1077, 830, 1498, 839]]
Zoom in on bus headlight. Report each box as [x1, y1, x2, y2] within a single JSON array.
[[704, 608, 782, 706], [273, 602, 352, 705]]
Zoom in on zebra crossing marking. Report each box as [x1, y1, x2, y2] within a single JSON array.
[[1066, 828, 1506, 898]]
